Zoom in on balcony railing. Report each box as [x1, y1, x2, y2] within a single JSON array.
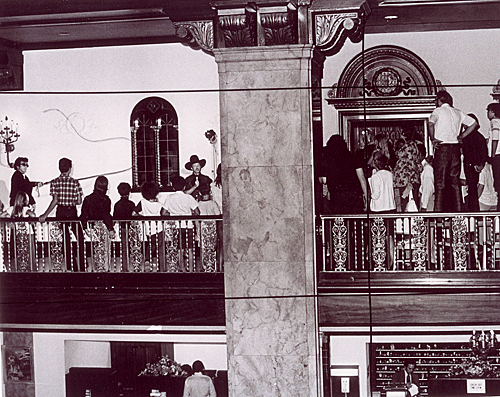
[[320, 213, 500, 272], [0, 216, 223, 273]]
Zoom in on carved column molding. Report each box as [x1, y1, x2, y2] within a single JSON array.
[[212, 2, 302, 48], [313, 7, 368, 56], [218, 12, 257, 48], [174, 21, 214, 55]]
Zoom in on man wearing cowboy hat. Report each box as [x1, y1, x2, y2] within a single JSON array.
[[185, 154, 213, 200]]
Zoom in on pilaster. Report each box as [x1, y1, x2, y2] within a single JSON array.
[[215, 44, 320, 397]]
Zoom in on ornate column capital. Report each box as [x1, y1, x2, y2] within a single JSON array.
[[312, 1, 370, 56], [212, 1, 302, 48], [174, 20, 214, 55]]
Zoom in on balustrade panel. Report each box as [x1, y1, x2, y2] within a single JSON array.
[[321, 213, 500, 272], [0, 216, 223, 273]]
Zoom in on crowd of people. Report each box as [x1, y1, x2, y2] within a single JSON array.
[[320, 92, 500, 215], [0, 153, 222, 272]]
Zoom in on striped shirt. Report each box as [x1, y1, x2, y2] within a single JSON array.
[[49, 174, 83, 207]]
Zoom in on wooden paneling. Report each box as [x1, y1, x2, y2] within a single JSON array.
[[0, 273, 225, 327], [319, 271, 500, 327]]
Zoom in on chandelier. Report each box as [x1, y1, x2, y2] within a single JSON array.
[[470, 330, 497, 356]]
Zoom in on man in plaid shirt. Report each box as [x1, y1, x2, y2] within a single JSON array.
[[40, 158, 85, 271]]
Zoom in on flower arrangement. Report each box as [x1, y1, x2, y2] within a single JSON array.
[[138, 355, 187, 377], [448, 356, 500, 379]]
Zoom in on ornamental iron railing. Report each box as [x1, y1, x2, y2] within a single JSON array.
[[0, 216, 223, 273], [320, 213, 500, 272]]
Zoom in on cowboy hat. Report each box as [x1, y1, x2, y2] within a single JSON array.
[[185, 155, 206, 170]]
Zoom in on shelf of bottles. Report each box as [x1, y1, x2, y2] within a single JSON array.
[[371, 342, 500, 397]]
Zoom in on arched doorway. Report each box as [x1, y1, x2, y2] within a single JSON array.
[[327, 45, 439, 155]]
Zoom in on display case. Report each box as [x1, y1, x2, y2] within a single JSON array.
[[371, 343, 500, 397]]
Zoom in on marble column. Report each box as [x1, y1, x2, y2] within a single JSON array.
[[214, 45, 320, 397]]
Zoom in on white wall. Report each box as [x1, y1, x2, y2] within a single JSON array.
[[64, 340, 111, 373], [322, 28, 500, 144], [0, 43, 220, 211], [33, 332, 227, 397]]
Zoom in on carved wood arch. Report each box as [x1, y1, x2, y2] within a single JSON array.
[[328, 45, 438, 110]]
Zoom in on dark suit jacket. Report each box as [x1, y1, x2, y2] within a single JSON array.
[[10, 170, 37, 206], [391, 370, 420, 388]]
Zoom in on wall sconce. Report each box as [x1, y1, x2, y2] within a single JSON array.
[[0, 116, 19, 168]]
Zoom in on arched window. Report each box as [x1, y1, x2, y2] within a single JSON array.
[[130, 97, 179, 191]]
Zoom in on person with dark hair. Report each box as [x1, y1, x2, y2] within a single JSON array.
[[80, 176, 114, 233], [461, 113, 488, 212], [181, 364, 194, 377], [113, 182, 136, 219], [391, 359, 420, 396], [392, 131, 423, 212], [9, 156, 42, 209], [1, 191, 35, 218], [39, 157, 85, 271], [319, 135, 364, 214], [80, 176, 115, 271], [487, 102, 500, 207], [197, 184, 221, 216], [182, 360, 216, 397], [135, 181, 166, 216], [478, 158, 497, 211], [428, 91, 478, 212], [163, 176, 200, 271], [368, 151, 395, 213], [185, 155, 213, 200], [164, 176, 200, 217]]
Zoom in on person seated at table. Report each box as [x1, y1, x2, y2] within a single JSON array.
[[392, 359, 420, 396]]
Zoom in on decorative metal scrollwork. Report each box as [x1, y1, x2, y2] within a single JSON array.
[[371, 218, 387, 271], [128, 220, 143, 272], [452, 216, 468, 271], [411, 217, 427, 271], [49, 222, 64, 271], [14, 223, 31, 272], [89, 221, 109, 272], [164, 221, 180, 272], [201, 220, 217, 272], [331, 218, 347, 271]]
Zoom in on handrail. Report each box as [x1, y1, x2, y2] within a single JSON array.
[[320, 213, 500, 272], [0, 216, 223, 273]]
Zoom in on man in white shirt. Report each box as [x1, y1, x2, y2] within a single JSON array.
[[428, 91, 478, 212], [183, 360, 217, 397]]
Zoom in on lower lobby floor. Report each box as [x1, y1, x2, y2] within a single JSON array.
[[4, 324, 500, 397]]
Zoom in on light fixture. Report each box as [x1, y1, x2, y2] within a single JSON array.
[[0, 116, 20, 168], [385, 15, 398, 19], [470, 330, 497, 357]]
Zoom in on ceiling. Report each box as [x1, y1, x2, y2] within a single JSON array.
[[0, 0, 499, 51]]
